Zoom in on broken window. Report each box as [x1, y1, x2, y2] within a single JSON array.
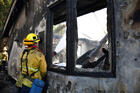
[[75, 8, 110, 72], [52, 22, 67, 69], [46, 0, 116, 77]]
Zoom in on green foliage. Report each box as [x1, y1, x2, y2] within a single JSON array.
[[0, 0, 12, 31]]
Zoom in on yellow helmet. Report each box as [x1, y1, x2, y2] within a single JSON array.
[[23, 33, 40, 45]]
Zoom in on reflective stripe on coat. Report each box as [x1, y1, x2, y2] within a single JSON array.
[[19, 48, 47, 88]]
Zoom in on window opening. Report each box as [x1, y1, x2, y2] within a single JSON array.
[[75, 8, 110, 72], [52, 22, 67, 70], [46, 0, 116, 77]]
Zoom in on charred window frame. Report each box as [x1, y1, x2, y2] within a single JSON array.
[[46, 0, 116, 78]]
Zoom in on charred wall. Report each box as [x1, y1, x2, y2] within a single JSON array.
[[115, 0, 140, 92], [7, 0, 140, 93], [47, 0, 140, 93], [8, 0, 47, 52], [8, 0, 47, 79]]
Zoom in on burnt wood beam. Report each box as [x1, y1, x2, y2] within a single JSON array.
[[107, 0, 116, 77], [66, 0, 78, 74], [46, 8, 53, 67], [51, 0, 107, 25]]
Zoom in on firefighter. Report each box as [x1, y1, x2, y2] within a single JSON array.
[[2, 47, 8, 72], [16, 33, 47, 93], [0, 52, 3, 71]]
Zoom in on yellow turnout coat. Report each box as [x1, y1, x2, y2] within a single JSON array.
[[18, 48, 47, 88]]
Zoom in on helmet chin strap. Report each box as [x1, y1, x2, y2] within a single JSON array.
[[25, 45, 43, 53]]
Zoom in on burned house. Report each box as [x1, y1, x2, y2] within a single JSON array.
[[1, 0, 140, 93]]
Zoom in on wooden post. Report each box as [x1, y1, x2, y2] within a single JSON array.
[[66, 0, 78, 74], [46, 8, 53, 67], [107, 0, 116, 77]]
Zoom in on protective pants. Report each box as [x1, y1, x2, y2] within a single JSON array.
[[2, 61, 6, 72], [19, 85, 31, 93]]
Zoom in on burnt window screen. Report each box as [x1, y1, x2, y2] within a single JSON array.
[[75, 8, 110, 72]]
